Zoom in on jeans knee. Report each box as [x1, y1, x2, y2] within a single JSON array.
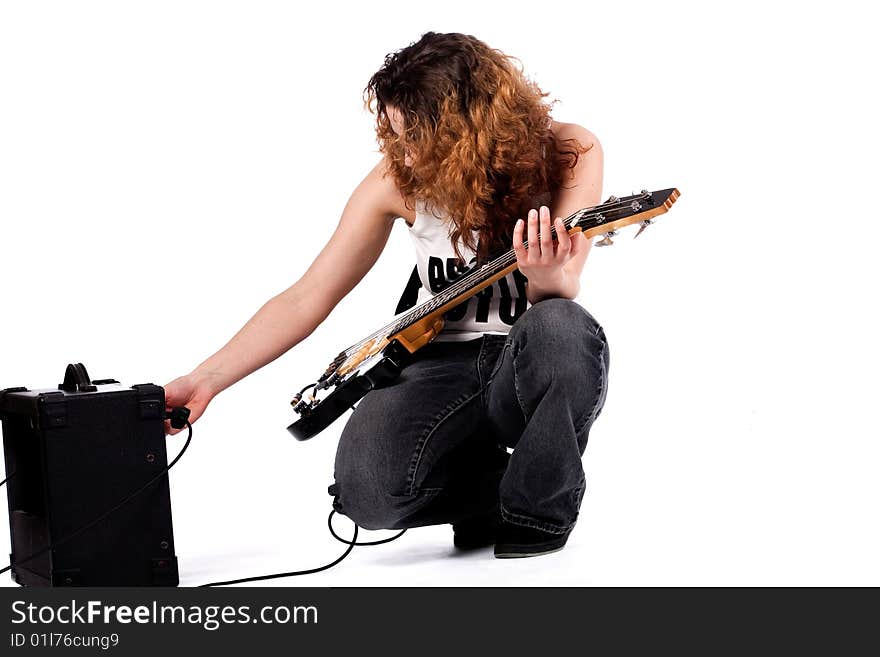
[[330, 460, 416, 530], [509, 298, 605, 377], [513, 298, 601, 346]]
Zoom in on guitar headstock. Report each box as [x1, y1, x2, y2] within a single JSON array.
[[572, 188, 680, 246]]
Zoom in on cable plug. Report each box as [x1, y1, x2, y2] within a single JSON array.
[[165, 406, 191, 430]]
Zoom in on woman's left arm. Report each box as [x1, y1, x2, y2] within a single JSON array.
[[515, 123, 604, 304]]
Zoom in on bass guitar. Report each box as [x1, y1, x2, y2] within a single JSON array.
[[287, 187, 680, 440]]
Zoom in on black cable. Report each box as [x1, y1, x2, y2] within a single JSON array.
[[0, 471, 15, 488], [198, 511, 359, 587], [0, 418, 193, 578], [199, 511, 407, 587], [328, 513, 407, 547]]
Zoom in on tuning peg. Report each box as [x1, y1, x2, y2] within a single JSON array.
[[633, 218, 653, 239], [596, 230, 617, 247]]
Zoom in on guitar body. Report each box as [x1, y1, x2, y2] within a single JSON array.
[[285, 314, 447, 440]]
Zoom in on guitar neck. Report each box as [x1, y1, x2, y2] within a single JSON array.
[[356, 188, 679, 347]]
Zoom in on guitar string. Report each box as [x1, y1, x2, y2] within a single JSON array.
[[389, 193, 653, 321], [337, 209, 587, 360], [335, 194, 649, 362], [335, 198, 637, 363], [340, 206, 625, 360], [420, 191, 661, 311]]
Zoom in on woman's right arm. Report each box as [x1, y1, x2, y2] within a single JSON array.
[[163, 158, 410, 434]]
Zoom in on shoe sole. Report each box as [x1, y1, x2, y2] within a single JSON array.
[[494, 544, 566, 559]]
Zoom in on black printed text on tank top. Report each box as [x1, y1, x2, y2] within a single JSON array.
[[425, 255, 529, 326]]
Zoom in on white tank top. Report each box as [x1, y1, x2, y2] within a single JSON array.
[[401, 200, 532, 342]]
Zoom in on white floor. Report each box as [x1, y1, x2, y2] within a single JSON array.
[[179, 522, 594, 588]]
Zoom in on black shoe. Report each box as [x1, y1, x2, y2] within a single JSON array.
[[452, 510, 502, 550], [494, 520, 572, 558]]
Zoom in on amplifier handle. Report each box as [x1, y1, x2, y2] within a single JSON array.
[[59, 363, 97, 393]]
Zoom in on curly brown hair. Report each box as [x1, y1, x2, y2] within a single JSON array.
[[365, 31, 590, 265]]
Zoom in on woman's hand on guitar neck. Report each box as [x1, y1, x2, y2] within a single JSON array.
[[514, 205, 589, 304]]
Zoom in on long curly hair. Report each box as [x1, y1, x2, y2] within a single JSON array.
[[365, 31, 590, 265]]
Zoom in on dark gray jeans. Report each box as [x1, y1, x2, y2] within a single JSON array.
[[328, 297, 610, 535]]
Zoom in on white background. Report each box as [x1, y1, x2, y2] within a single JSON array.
[[1, 1, 877, 586]]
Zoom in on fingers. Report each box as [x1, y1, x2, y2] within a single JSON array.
[[163, 384, 204, 436], [539, 206, 554, 262], [555, 216, 571, 260], [165, 406, 200, 436], [569, 230, 588, 258], [527, 208, 539, 263], [516, 206, 578, 267], [513, 216, 527, 265]]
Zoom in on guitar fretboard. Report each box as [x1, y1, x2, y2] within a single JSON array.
[[330, 188, 680, 365]]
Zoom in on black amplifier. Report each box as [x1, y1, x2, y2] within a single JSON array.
[[0, 363, 179, 586]]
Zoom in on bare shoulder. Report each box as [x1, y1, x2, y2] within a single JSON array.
[[354, 156, 414, 225], [551, 120, 601, 154], [550, 120, 603, 186], [549, 121, 604, 211]]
